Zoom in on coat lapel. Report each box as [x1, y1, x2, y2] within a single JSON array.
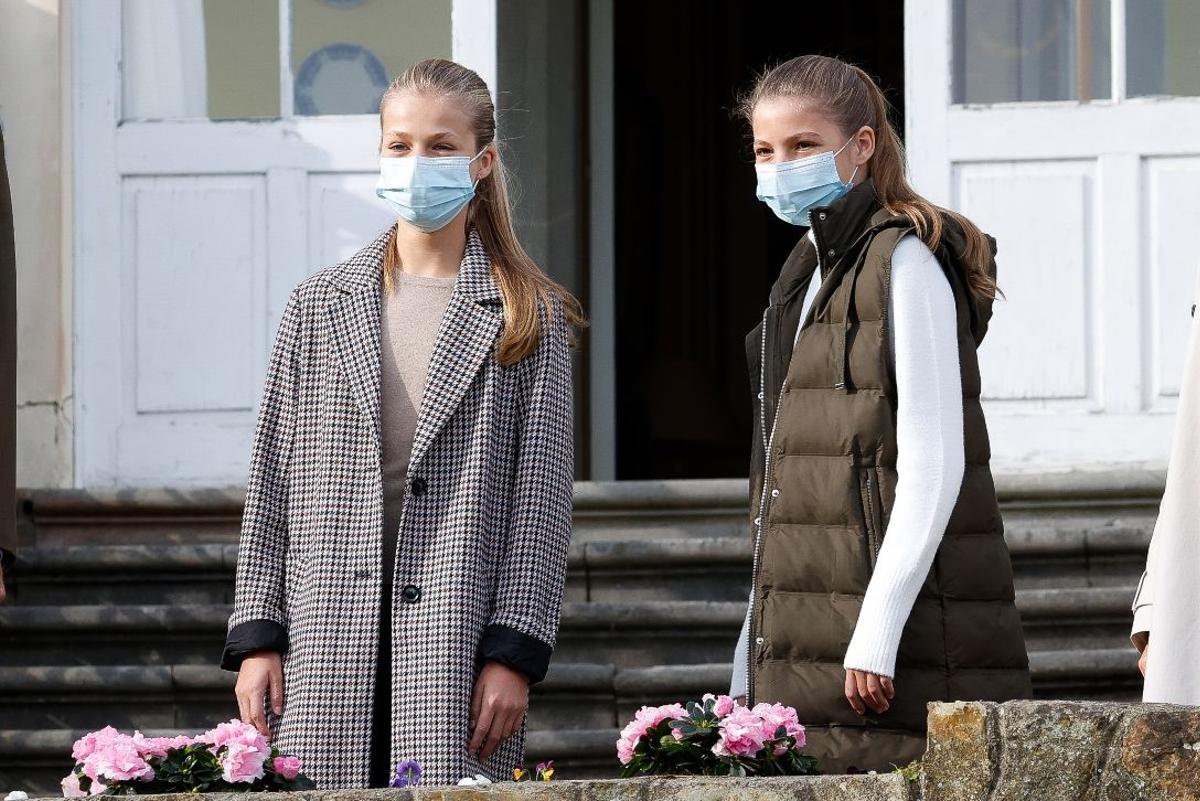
[[326, 226, 392, 455], [408, 228, 503, 473]]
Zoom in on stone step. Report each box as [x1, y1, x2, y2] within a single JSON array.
[[0, 585, 1138, 668], [6, 515, 1150, 606]]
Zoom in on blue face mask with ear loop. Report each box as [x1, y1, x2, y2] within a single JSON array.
[[376, 148, 486, 233], [755, 136, 860, 227]]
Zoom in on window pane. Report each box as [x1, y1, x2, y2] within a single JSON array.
[[122, 0, 281, 120], [291, 0, 452, 116], [953, 0, 1111, 103], [1127, 0, 1200, 97]]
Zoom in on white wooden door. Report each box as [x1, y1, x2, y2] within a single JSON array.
[[906, 0, 1200, 474], [73, 0, 496, 487]]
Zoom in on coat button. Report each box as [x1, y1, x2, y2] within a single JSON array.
[[827, 248, 836, 257], [410, 476, 427, 497], [818, 212, 827, 221], [400, 584, 422, 603]]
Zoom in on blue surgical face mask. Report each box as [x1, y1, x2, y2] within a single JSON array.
[[755, 137, 859, 227], [376, 149, 485, 233]]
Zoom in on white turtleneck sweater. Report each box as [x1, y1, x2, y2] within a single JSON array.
[[730, 232, 966, 693]]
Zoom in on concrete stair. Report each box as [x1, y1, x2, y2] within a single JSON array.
[[0, 473, 1159, 792]]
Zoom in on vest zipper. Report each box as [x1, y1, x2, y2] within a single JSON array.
[[748, 306, 777, 705]]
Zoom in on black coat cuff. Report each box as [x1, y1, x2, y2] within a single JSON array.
[[477, 624, 552, 684], [221, 619, 288, 671]]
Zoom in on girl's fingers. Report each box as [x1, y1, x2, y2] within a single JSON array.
[[269, 661, 285, 717], [469, 695, 495, 756], [854, 671, 874, 712], [881, 675, 896, 699], [469, 677, 484, 732], [844, 670, 865, 715], [866, 673, 889, 712]]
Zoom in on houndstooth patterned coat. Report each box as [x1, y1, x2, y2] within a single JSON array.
[[226, 225, 574, 788]]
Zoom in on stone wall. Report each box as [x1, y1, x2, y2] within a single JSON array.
[[924, 700, 1200, 801]]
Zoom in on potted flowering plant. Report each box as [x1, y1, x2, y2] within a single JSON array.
[[60, 720, 315, 796], [617, 694, 818, 777]]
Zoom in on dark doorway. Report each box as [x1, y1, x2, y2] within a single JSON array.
[[612, 2, 905, 479]]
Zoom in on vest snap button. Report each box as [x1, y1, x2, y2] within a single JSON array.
[[757, 391, 764, 400], [818, 212, 827, 220], [755, 637, 765, 645], [771, 488, 780, 498], [753, 516, 762, 527], [827, 248, 836, 257]]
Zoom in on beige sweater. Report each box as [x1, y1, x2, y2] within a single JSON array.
[[380, 270, 456, 543]]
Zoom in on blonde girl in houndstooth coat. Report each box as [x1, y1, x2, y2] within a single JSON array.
[[219, 59, 584, 789]]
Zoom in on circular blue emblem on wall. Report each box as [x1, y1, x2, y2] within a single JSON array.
[[295, 42, 389, 115]]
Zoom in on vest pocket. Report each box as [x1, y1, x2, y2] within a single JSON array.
[[857, 467, 884, 569]]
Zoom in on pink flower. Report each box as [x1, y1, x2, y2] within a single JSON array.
[[203, 719, 271, 784], [272, 756, 301, 781], [712, 705, 768, 758], [222, 742, 268, 784], [130, 731, 194, 759], [61, 772, 85, 798], [205, 719, 266, 751], [616, 703, 686, 765], [71, 727, 122, 763], [86, 779, 107, 796], [752, 702, 806, 751], [81, 734, 154, 784], [708, 693, 736, 718]]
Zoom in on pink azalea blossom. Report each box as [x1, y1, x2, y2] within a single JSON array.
[[61, 772, 85, 798], [130, 731, 195, 759], [616, 703, 686, 765], [222, 741, 269, 784], [273, 755, 301, 781], [71, 727, 122, 763], [712, 705, 768, 758], [87, 779, 107, 796], [83, 735, 154, 784], [752, 702, 807, 752], [709, 693, 737, 718]]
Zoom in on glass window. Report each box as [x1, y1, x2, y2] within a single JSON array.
[[122, 0, 452, 120], [953, 0, 1112, 103], [1126, 0, 1200, 97], [290, 0, 451, 116], [122, 0, 281, 120]]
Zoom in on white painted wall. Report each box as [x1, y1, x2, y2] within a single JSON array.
[[0, 0, 73, 488]]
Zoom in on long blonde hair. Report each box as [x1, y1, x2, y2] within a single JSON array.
[[379, 58, 585, 363], [738, 55, 997, 299]]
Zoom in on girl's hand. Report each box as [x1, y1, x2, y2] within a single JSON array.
[[235, 651, 284, 737], [1138, 642, 1150, 677], [469, 661, 529, 760], [845, 669, 894, 715]]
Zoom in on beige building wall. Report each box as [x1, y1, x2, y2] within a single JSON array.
[[0, 0, 71, 488]]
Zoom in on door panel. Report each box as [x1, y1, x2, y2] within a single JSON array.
[[906, 0, 1200, 473]]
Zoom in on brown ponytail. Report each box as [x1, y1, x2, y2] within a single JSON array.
[[737, 55, 998, 300], [379, 59, 586, 364]]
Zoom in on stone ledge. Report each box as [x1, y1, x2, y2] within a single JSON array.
[[24, 774, 916, 801]]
